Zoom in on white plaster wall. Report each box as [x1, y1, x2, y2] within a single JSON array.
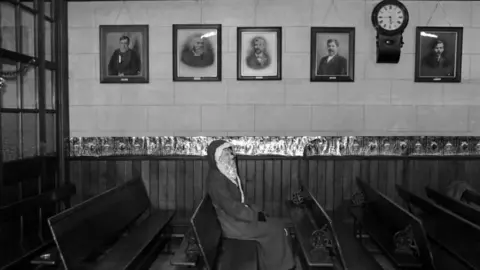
[[67, 0, 480, 137]]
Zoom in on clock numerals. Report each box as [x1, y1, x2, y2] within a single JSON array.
[[376, 4, 405, 31]]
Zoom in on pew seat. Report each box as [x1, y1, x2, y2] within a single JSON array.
[[397, 185, 480, 270], [425, 186, 480, 226], [352, 179, 433, 270], [286, 186, 348, 270], [350, 207, 422, 269], [45, 177, 175, 270], [190, 194, 258, 270], [169, 228, 197, 267]]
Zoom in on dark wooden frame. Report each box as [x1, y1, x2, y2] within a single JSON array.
[[310, 27, 355, 82], [414, 26, 463, 83], [99, 25, 149, 84], [237, 27, 282, 81], [172, 24, 222, 82], [0, 0, 71, 267]]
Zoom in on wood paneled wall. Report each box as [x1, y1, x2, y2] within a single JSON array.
[[69, 156, 480, 225]]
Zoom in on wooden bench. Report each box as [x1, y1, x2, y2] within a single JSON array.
[[43, 177, 175, 270], [0, 183, 76, 270], [461, 190, 480, 208], [351, 178, 435, 270], [187, 194, 258, 270], [396, 185, 480, 270], [286, 186, 347, 270], [169, 228, 198, 268], [425, 186, 480, 226]]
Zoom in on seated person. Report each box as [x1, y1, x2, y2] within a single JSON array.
[[206, 140, 296, 270]]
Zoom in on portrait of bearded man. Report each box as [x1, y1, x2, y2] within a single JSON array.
[[246, 36, 271, 70], [180, 34, 215, 68]]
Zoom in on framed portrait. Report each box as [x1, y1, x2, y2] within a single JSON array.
[[173, 24, 222, 82], [414, 27, 463, 83], [99, 25, 149, 84], [237, 27, 282, 80], [310, 27, 355, 82]]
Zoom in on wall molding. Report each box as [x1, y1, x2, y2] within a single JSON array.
[[66, 136, 480, 157]]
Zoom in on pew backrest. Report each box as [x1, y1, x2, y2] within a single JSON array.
[[462, 190, 480, 206], [426, 186, 480, 226], [305, 187, 347, 269], [356, 179, 435, 269], [48, 177, 150, 270], [190, 195, 222, 270], [396, 185, 480, 269], [358, 179, 412, 230]]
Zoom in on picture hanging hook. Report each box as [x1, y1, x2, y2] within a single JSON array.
[[426, 1, 452, 26], [114, 0, 133, 24], [322, 0, 342, 25]]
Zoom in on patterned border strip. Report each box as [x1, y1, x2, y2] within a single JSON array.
[[64, 136, 480, 157]]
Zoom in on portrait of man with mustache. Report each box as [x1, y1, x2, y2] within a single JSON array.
[[246, 36, 271, 70], [420, 39, 454, 77], [316, 38, 347, 76]]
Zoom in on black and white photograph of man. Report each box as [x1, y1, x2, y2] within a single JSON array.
[[238, 29, 280, 79], [174, 27, 220, 80], [100, 25, 149, 83]]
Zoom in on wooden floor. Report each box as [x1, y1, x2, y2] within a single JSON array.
[[149, 209, 395, 270]]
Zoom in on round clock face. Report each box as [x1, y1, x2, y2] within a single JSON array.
[[376, 4, 405, 31]]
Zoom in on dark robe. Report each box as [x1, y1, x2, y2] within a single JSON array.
[[317, 54, 347, 76], [206, 140, 296, 270], [108, 49, 141, 76], [181, 49, 214, 68], [420, 54, 454, 77], [246, 52, 271, 70]]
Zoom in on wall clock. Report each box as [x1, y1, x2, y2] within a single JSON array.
[[371, 0, 409, 64]]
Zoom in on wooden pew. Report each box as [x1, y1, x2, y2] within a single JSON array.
[[0, 183, 76, 270], [188, 194, 258, 270], [169, 228, 198, 268], [425, 186, 480, 226], [350, 178, 435, 270], [45, 177, 175, 270], [461, 190, 480, 207], [396, 185, 480, 270], [286, 186, 348, 270]]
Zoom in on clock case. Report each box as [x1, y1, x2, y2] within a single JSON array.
[[371, 0, 409, 64]]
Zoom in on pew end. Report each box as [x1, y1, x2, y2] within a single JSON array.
[[351, 178, 435, 270], [46, 177, 175, 270]]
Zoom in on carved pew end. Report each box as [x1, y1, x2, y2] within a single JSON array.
[[351, 191, 365, 207]]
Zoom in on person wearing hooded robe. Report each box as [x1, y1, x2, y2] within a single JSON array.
[[206, 140, 296, 270]]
